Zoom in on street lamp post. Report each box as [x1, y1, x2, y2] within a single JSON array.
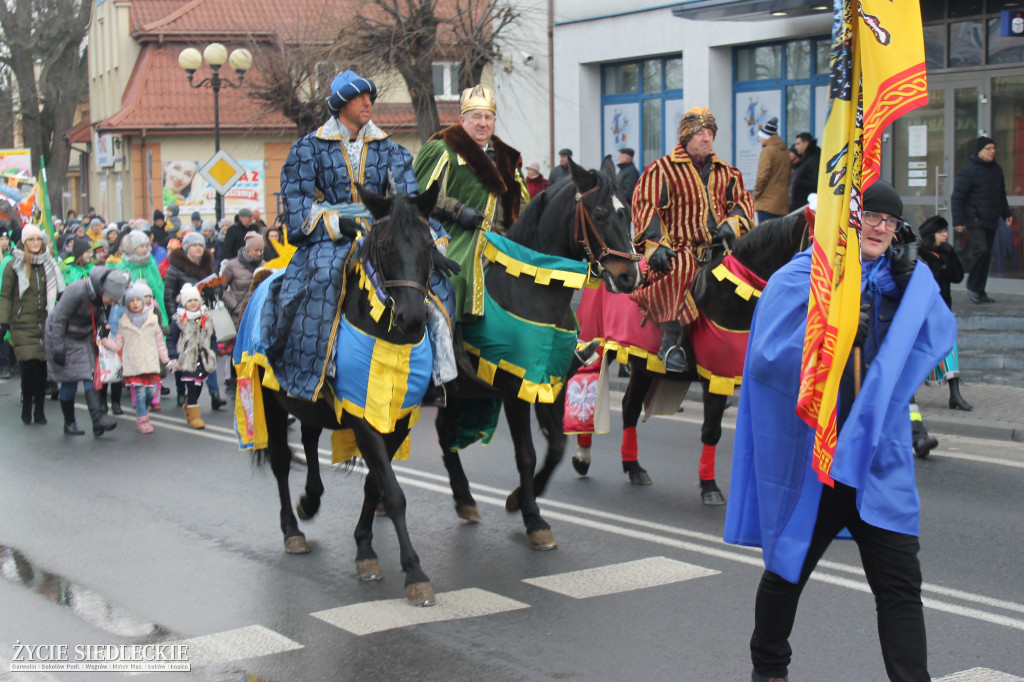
[[177, 43, 252, 222]]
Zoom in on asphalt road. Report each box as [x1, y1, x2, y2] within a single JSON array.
[[0, 380, 1022, 682]]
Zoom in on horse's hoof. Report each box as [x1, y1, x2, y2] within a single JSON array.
[[375, 502, 387, 517], [296, 500, 317, 521], [700, 481, 727, 506], [628, 468, 652, 486], [284, 534, 311, 554], [528, 529, 557, 550], [356, 558, 383, 581], [505, 488, 521, 513], [455, 504, 480, 522], [572, 456, 591, 475], [405, 582, 436, 607]]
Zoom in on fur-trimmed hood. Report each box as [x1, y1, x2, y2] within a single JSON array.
[[166, 246, 215, 279], [430, 124, 524, 224]]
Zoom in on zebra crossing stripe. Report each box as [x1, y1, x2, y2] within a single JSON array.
[[312, 587, 529, 636], [933, 669, 1024, 682], [148, 625, 303, 668], [522, 556, 718, 599]]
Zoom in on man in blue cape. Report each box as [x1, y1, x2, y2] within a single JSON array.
[[724, 182, 956, 682]]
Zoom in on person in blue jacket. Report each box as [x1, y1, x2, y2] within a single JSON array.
[[724, 181, 956, 682], [262, 69, 456, 402]]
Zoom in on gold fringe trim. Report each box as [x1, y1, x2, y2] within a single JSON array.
[[482, 240, 589, 289]]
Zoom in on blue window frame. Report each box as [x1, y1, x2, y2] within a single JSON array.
[[601, 55, 683, 170]]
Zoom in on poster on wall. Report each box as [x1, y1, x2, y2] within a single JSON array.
[[603, 102, 640, 160], [665, 99, 685, 158], [0, 149, 33, 189], [162, 159, 264, 220], [734, 90, 782, 185]]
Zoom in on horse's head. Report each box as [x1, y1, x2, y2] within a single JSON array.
[[355, 182, 439, 335], [564, 158, 641, 294]]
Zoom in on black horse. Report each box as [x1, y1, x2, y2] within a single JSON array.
[[436, 159, 642, 550], [572, 210, 811, 505], [243, 185, 441, 606]]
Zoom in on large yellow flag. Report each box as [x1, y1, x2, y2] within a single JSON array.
[[796, 0, 928, 485]]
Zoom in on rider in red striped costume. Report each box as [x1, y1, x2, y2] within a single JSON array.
[[629, 106, 754, 373]]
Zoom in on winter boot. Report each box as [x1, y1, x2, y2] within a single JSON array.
[[137, 416, 154, 434], [657, 321, 689, 373], [85, 389, 118, 437], [61, 399, 85, 436], [184, 403, 205, 429], [948, 378, 973, 411], [209, 391, 226, 411], [110, 382, 123, 415], [33, 385, 47, 424]]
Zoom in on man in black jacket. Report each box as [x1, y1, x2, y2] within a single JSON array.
[[789, 132, 820, 211], [615, 147, 640, 204], [221, 208, 256, 259], [950, 136, 1013, 304]]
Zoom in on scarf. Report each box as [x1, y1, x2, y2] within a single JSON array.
[[238, 248, 261, 269], [10, 247, 65, 313], [861, 255, 897, 300], [126, 308, 150, 329]]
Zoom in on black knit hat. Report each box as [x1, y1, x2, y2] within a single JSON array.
[[976, 136, 996, 153], [862, 180, 903, 220], [153, 209, 165, 222], [918, 215, 948, 238], [72, 236, 92, 260]]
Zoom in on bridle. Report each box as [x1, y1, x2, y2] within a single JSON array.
[[573, 185, 642, 274], [363, 215, 432, 310]]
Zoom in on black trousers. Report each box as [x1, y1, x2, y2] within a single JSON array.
[[19, 359, 47, 402], [966, 227, 996, 294], [750, 482, 929, 681]]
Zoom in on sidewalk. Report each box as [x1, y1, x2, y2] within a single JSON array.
[[608, 376, 1024, 443]]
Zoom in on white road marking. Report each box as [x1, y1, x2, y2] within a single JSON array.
[[934, 668, 1024, 681], [522, 556, 718, 599], [311, 587, 529, 636], [157, 625, 302, 666]]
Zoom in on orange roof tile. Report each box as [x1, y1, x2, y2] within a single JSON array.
[[66, 118, 92, 145]]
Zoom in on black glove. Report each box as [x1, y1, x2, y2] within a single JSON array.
[[712, 221, 738, 251], [647, 245, 677, 274], [97, 324, 110, 339], [338, 218, 360, 239], [854, 303, 870, 347], [431, 248, 461, 278], [0, 323, 9, 338], [52, 350, 66, 365], [455, 205, 484, 230], [890, 241, 918, 278]]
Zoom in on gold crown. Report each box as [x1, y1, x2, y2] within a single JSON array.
[[460, 85, 497, 114]]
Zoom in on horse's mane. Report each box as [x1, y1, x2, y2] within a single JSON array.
[[356, 194, 421, 264], [731, 211, 807, 278], [505, 171, 611, 251]]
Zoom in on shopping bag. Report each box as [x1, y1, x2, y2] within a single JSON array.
[[95, 344, 123, 388], [210, 301, 237, 342]]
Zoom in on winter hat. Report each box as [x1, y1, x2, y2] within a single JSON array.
[[191, 211, 202, 222], [200, 219, 216, 235], [976, 136, 996, 153], [123, 279, 152, 304], [101, 269, 131, 302], [153, 209, 165, 222], [678, 107, 718, 147], [20, 225, 43, 243], [862, 180, 903, 220], [525, 161, 540, 173], [72, 236, 92, 260], [758, 117, 779, 140], [122, 230, 150, 254], [102, 223, 120, 239], [166, 204, 180, 217], [918, 215, 949, 239], [178, 283, 202, 305], [244, 232, 265, 251], [237, 207, 253, 218], [182, 231, 206, 251]]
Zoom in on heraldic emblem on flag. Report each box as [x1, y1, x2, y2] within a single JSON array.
[[796, 0, 928, 485]]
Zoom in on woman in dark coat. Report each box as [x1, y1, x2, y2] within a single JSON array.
[[45, 266, 130, 436], [918, 215, 972, 411], [163, 231, 225, 409], [0, 225, 65, 425]]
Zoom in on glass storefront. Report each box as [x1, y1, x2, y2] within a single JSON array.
[[601, 56, 683, 168]]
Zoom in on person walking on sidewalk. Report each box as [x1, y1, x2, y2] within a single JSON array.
[[0, 225, 66, 424], [950, 136, 1012, 304], [46, 266, 130, 436], [101, 281, 174, 434], [752, 117, 790, 223], [918, 215, 972, 411], [724, 181, 956, 682]]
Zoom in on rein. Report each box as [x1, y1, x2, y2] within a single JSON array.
[[573, 186, 641, 273], [361, 215, 432, 325]]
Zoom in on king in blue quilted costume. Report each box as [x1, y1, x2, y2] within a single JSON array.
[[262, 71, 432, 401]]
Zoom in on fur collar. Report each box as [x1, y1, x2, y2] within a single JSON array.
[[431, 125, 523, 221], [167, 247, 214, 279]]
